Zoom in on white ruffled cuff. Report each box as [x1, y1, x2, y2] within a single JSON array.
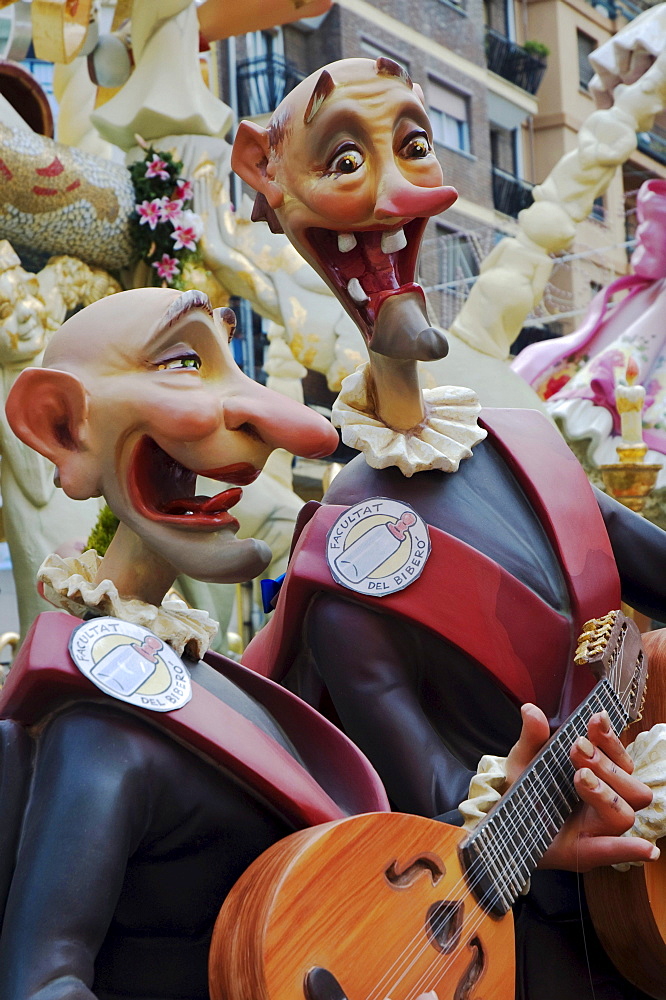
[[332, 364, 487, 477], [38, 550, 218, 660], [614, 723, 666, 871]]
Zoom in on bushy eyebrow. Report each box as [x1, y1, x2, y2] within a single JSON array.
[[143, 290, 214, 354], [160, 290, 212, 331]]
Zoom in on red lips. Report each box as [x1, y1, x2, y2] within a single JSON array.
[[199, 463, 261, 486]]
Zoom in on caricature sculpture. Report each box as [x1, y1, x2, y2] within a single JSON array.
[[0, 287, 395, 998], [0, 286, 658, 1000], [235, 58, 666, 1000]]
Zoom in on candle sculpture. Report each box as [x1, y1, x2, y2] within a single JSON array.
[[600, 356, 662, 511]]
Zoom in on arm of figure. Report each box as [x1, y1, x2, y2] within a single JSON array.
[[306, 594, 475, 818], [595, 486, 666, 621], [0, 705, 153, 1000], [197, 0, 332, 42], [505, 704, 657, 872]]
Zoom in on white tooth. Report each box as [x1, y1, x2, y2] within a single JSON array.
[[381, 227, 407, 254], [347, 278, 369, 303], [337, 232, 357, 253]]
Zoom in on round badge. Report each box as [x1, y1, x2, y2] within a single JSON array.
[[69, 617, 192, 712], [326, 498, 431, 597]]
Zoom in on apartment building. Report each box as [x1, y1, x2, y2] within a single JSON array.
[[222, 0, 666, 339]]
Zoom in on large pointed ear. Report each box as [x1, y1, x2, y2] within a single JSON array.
[[231, 119, 284, 210], [6, 368, 98, 500]]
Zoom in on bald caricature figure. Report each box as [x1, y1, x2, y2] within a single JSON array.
[[0, 287, 395, 1000], [235, 60, 666, 1000]]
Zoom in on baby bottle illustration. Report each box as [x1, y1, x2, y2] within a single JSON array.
[[334, 511, 416, 584], [91, 634, 163, 696]]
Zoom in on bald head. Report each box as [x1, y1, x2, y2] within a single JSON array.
[[43, 288, 202, 373], [270, 58, 418, 146]]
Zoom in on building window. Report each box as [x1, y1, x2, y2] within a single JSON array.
[[438, 227, 480, 289], [490, 124, 517, 175], [484, 0, 511, 37], [428, 81, 471, 154], [578, 31, 597, 91]]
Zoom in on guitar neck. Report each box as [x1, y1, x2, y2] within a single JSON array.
[[459, 678, 628, 917]]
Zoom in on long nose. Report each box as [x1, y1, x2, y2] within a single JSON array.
[[375, 170, 458, 220], [224, 379, 339, 459]]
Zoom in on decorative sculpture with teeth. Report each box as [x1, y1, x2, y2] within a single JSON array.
[[237, 57, 666, 1000]]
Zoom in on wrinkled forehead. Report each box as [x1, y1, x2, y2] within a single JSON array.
[[43, 288, 203, 371], [276, 60, 420, 147]]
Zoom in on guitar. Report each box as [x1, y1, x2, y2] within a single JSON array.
[[585, 625, 666, 1000], [209, 611, 647, 1000]]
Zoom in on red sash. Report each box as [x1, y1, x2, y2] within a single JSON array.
[[0, 611, 389, 828], [244, 409, 620, 721]]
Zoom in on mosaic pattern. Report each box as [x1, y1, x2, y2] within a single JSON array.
[[0, 123, 135, 270]]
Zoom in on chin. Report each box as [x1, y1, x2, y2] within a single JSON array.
[[162, 533, 272, 586]]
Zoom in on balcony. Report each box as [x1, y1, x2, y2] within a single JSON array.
[[492, 167, 534, 218], [637, 129, 666, 167], [583, 0, 653, 20], [236, 54, 305, 118], [485, 30, 547, 96]]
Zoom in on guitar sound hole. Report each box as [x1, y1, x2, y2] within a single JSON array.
[[304, 966, 349, 1000], [454, 936, 486, 1000], [426, 899, 464, 953], [385, 853, 445, 888]]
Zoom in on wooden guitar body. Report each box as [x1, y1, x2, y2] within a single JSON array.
[[209, 811, 515, 1000], [585, 627, 666, 1000]]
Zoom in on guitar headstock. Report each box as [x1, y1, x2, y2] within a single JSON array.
[[575, 610, 647, 723]]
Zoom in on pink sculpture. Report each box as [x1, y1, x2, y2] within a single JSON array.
[[512, 179, 666, 475]]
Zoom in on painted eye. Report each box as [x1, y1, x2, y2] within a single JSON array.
[[400, 132, 432, 159], [328, 147, 364, 175], [156, 354, 202, 371]]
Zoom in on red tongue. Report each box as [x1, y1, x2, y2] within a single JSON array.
[[162, 487, 242, 515]]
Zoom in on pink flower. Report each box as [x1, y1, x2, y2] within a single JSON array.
[[170, 209, 204, 251], [145, 154, 171, 181], [175, 179, 193, 202], [159, 196, 184, 223], [136, 198, 163, 230], [152, 254, 180, 281]]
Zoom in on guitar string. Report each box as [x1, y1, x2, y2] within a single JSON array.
[[399, 690, 627, 1000], [402, 648, 635, 1000], [365, 646, 636, 1000], [366, 686, 624, 1000], [363, 650, 633, 1000], [398, 701, 613, 1000], [364, 709, 602, 1000], [398, 646, 635, 999]]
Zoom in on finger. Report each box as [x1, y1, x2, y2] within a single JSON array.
[[574, 767, 637, 835], [569, 835, 660, 873], [571, 738, 653, 811], [506, 704, 550, 785], [585, 712, 635, 773]]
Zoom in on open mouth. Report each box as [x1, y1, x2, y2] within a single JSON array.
[[128, 437, 255, 530], [306, 218, 427, 343]]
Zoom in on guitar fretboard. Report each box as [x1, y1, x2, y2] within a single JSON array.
[[459, 679, 627, 916]]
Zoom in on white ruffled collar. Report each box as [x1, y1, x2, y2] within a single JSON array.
[[332, 364, 487, 476], [38, 549, 218, 660]]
